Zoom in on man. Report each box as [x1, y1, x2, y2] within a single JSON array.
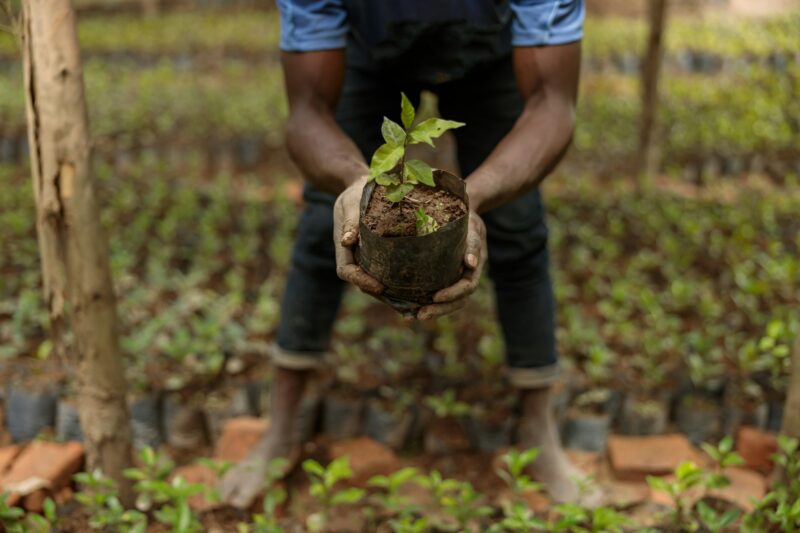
[[221, 0, 591, 509]]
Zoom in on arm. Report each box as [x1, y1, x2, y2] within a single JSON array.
[[466, 42, 581, 214], [282, 50, 368, 195], [281, 50, 382, 293], [418, 43, 581, 319]]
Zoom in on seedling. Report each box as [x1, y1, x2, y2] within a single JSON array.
[[550, 503, 629, 533], [150, 476, 205, 533], [388, 515, 429, 533], [424, 389, 471, 419], [368, 467, 419, 518], [74, 469, 148, 533], [486, 500, 546, 533], [695, 501, 739, 533], [746, 436, 800, 531], [0, 492, 57, 533], [414, 471, 490, 532], [303, 457, 365, 532], [496, 448, 542, 499], [247, 458, 289, 533], [124, 446, 212, 532], [368, 93, 464, 205], [645, 437, 746, 531]]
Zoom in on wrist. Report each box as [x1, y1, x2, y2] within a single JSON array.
[[465, 177, 489, 214]]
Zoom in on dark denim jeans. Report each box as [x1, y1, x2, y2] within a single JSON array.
[[275, 53, 559, 387]]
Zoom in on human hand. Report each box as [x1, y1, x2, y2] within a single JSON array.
[[333, 176, 385, 295], [415, 210, 487, 320]]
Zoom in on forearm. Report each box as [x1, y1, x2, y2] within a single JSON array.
[[466, 42, 580, 214], [281, 50, 368, 196], [285, 105, 368, 195], [465, 92, 575, 213]]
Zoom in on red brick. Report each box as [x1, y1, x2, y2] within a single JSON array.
[[329, 437, 400, 487], [710, 467, 766, 512], [0, 446, 22, 476], [172, 464, 219, 511], [214, 417, 269, 462], [1, 442, 84, 508], [736, 426, 778, 475], [608, 434, 697, 481]]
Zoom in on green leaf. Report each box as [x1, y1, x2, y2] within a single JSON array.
[[381, 117, 406, 146], [302, 459, 325, 478], [404, 159, 434, 187], [646, 475, 670, 493], [400, 92, 415, 130], [375, 173, 400, 186], [409, 117, 465, 147], [369, 143, 403, 179], [330, 487, 365, 506], [385, 183, 414, 203]]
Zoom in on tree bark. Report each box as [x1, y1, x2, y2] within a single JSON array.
[[781, 330, 800, 440], [21, 0, 133, 503], [637, 0, 668, 187]]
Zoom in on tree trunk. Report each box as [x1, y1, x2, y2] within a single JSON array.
[[637, 0, 668, 187], [781, 331, 800, 440], [21, 0, 133, 503]]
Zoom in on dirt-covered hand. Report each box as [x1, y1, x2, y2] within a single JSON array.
[[333, 177, 385, 295], [416, 210, 487, 320]]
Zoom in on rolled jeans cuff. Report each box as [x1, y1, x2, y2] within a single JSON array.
[[270, 343, 325, 371], [507, 363, 562, 389]]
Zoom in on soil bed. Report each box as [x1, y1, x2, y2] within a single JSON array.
[[363, 184, 466, 237]]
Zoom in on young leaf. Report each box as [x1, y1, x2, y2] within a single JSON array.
[[302, 459, 325, 478], [381, 117, 406, 146], [330, 487, 365, 506], [369, 143, 403, 179], [400, 92, 415, 130], [404, 159, 435, 187], [385, 183, 414, 203], [409, 117, 465, 147], [375, 173, 400, 187]]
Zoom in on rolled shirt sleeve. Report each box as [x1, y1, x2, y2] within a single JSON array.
[[510, 0, 584, 47], [277, 0, 349, 52]]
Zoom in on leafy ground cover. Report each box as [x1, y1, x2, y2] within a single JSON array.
[[0, 5, 798, 531]]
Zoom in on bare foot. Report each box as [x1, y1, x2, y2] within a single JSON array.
[[218, 430, 294, 509], [518, 388, 604, 507]]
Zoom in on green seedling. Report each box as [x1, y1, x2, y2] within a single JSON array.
[[124, 446, 175, 512], [124, 446, 211, 532], [496, 448, 542, 499], [695, 501, 739, 533], [415, 207, 439, 237], [550, 503, 629, 533], [246, 457, 289, 533], [424, 389, 471, 418], [388, 515, 429, 533], [303, 457, 365, 532], [413, 471, 492, 532], [74, 469, 148, 533], [442, 481, 494, 532], [150, 476, 206, 533], [367, 93, 464, 234], [746, 436, 800, 531], [0, 492, 56, 533], [368, 93, 463, 203], [486, 500, 546, 533], [646, 446, 739, 533], [368, 466, 419, 518]]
